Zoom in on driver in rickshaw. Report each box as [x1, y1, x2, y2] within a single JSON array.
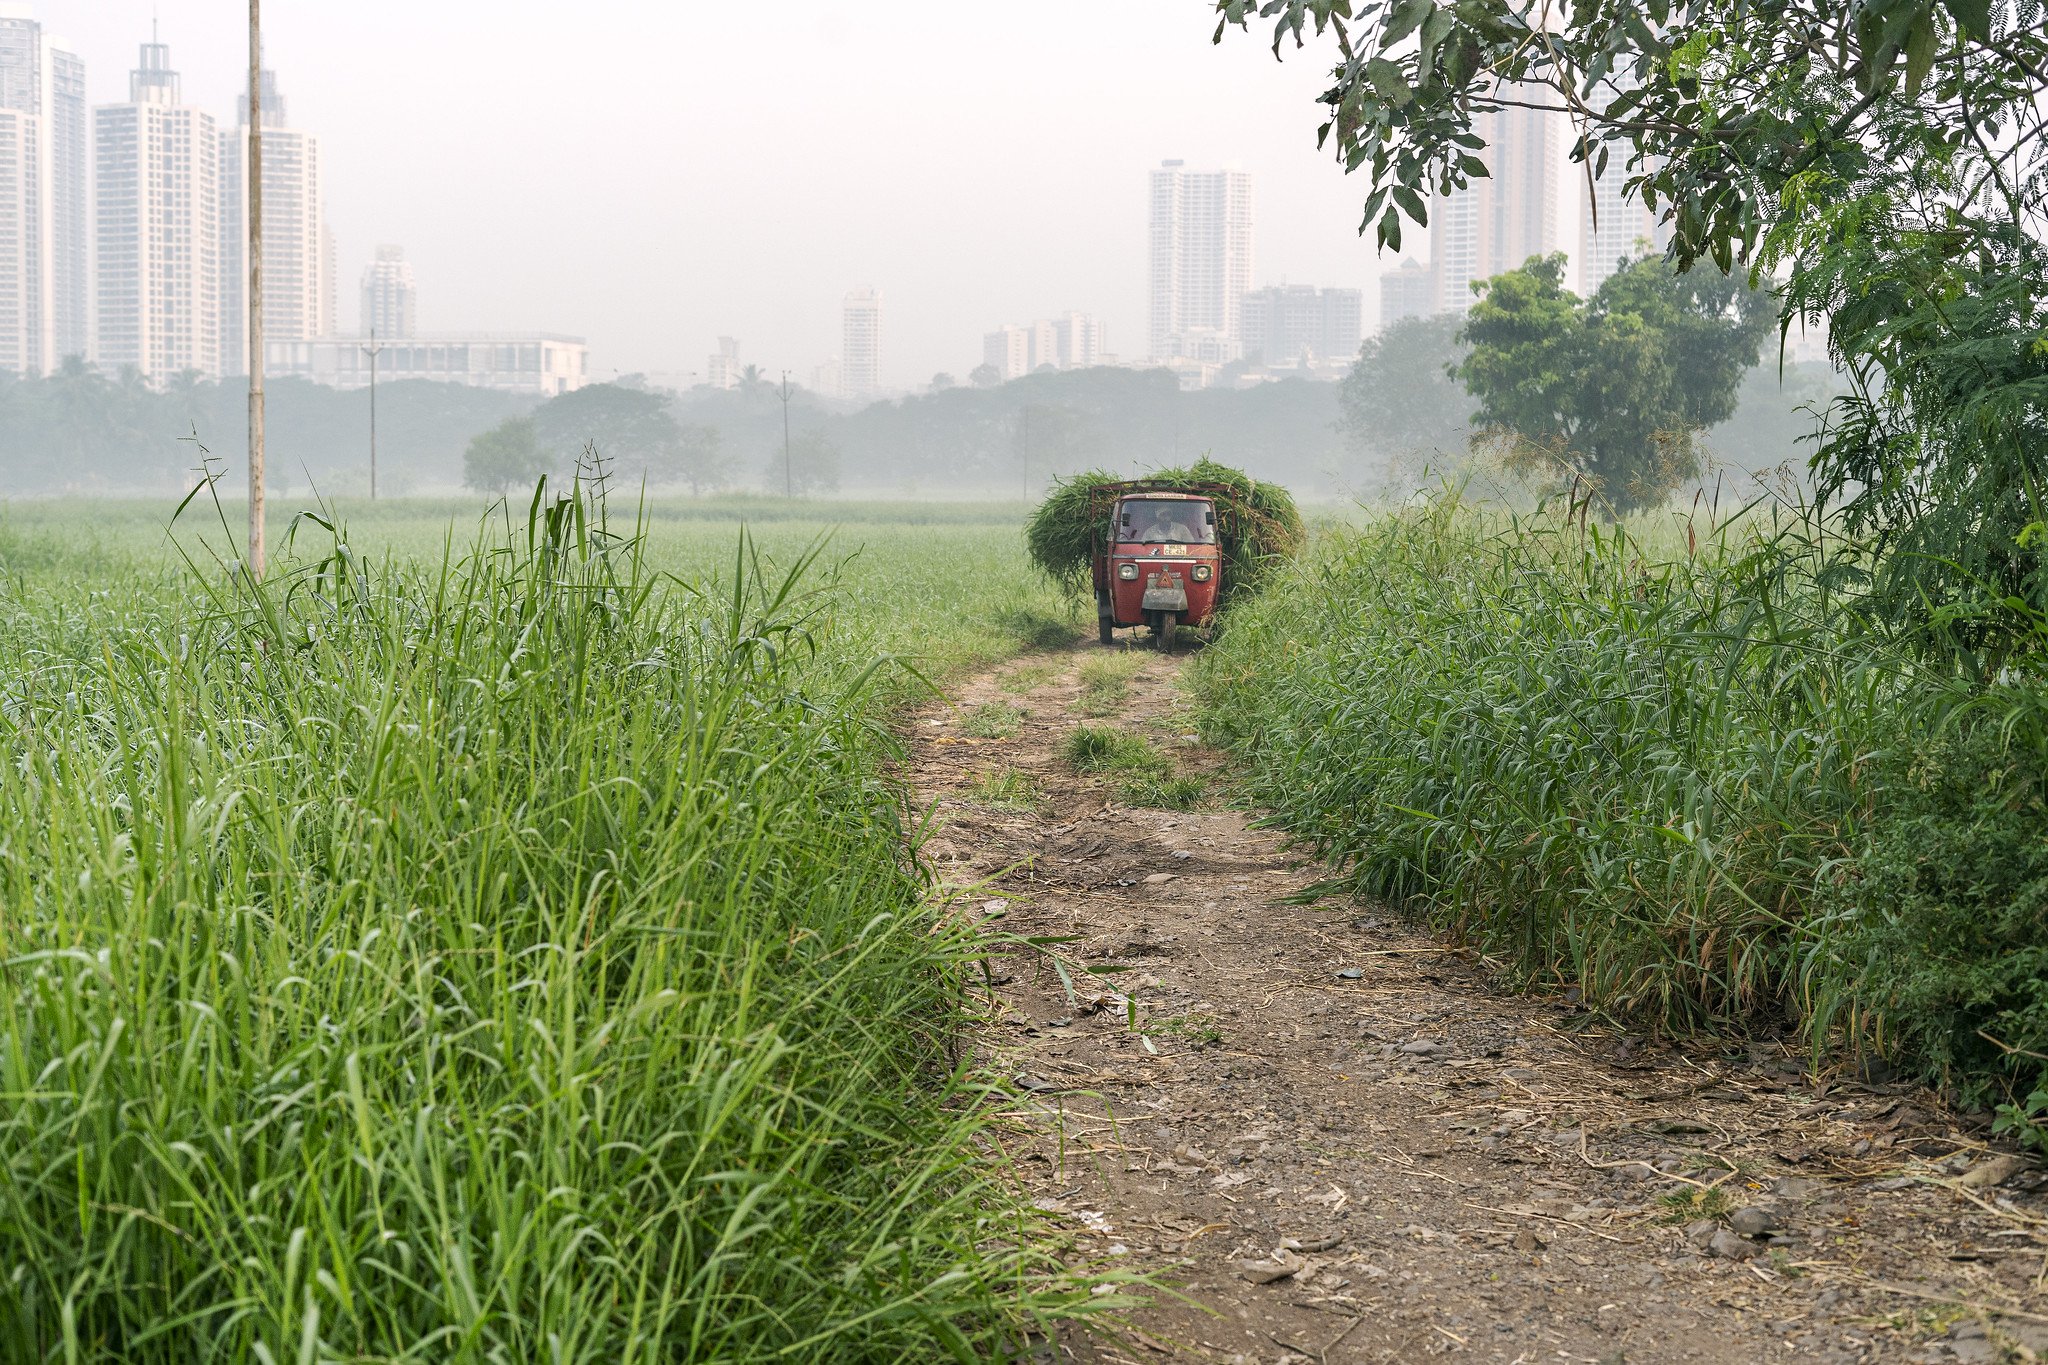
[[1137, 501, 1197, 543]]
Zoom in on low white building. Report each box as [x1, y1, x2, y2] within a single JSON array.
[[267, 331, 587, 396]]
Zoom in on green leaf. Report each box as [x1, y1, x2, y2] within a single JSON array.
[[1903, 15, 1939, 96], [1381, 0, 1432, 50], [1366, 56, 1412, 104], [1392, 184, 1429, 223], [1417, 7, 1455, 71], [1940, 0, 1991, 38]]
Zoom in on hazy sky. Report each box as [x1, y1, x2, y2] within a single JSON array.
[[38, 1, 1586, 387]]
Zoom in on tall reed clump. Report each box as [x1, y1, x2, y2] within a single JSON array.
[[0, 483, 1097, 1361], [1192, 495, 2048, 1144]]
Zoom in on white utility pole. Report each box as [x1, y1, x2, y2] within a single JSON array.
[[361, 329, 384, 499], [246, 0, 266, 575]]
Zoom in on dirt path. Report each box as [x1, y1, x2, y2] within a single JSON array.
[[903, 642, 2048, 1365]]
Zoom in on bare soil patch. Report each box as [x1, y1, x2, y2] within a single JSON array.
[[903, 641, 2048, 1364]]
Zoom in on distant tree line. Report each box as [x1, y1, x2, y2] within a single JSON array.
[[1, 313, 1832, 503], [0, 357, 529, 497]]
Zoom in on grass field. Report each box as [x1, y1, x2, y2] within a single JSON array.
[[0, 486, 1106, 1361]]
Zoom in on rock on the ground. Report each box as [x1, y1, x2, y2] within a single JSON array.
[[1729, 1206, 1778, 1238]]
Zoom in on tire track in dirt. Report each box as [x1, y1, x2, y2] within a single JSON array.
[[903, 641, 2048, 1365]]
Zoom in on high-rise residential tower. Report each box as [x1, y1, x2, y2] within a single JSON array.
[[1148, 160, 1254, 359], [46, 41, 82, 362], [94, 36, 221, 381], [0, 3, 80, 375], [1051, 310, 1103, 369], [1240, 285, 1363, 367], [706, 335, 741, 389], [359, 244, 417, 339], [1579, 156, 1669, 295], [1430, 96, 1558, 314], [1379, 260, 1437, 328], [842, 287, 880, 398], [221, 67, 327, 374]]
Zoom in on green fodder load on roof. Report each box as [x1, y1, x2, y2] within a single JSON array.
[[1026, 458, 1305, 603]]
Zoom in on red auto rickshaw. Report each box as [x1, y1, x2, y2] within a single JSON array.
[[1090, 481, 1228, 651]]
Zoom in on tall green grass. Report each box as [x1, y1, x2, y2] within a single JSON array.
[[0, 485, 1095, 1360], [1194, 498, 2048, 1143]]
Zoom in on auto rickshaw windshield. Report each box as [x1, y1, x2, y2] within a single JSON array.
[[1121, 499, 1216, 545]]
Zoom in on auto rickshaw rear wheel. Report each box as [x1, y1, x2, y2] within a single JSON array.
[[1097, 594, 1115, 645]]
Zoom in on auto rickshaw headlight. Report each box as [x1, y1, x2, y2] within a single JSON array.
[[1117, 562, 1139, 581], [1191, 563, 1213, 582]]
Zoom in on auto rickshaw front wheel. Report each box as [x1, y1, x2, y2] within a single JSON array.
[[1156, 613, 1178, 654]]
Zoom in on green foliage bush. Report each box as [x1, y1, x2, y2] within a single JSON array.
[[1831, 723, 2048, 1139], [1192, 500, 2048, 1147], [1024, 457, 1304, 602]]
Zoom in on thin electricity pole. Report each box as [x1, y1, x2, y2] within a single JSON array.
[[361, 329, 384, 499], [246, 0, 265, 575], [778, 371, 793, 498], [1020, 406, 1030, 501]]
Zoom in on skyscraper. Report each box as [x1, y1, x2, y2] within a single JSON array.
[[1579, 155, 1669, 295], [221, 67, 328, 374], [842, 287, 880, 398], [1050, 310, 1103, 369], [1379, 260, 1437, 328], [1148, 160, 1254, 360], [0, 94, 47, 376], [706, 335, 741, 389], [1239, 285, 1364, 367], [47, 42, 82, 362], [359, 245, 417, 339], [983, 324, 1029, 382], [1430, 97, 1558, 314], [0, 2, 72, 376], [94, 36, 221, 381]]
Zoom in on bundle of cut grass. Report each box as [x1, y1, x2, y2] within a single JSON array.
[[1026, 457, 1304, 603]]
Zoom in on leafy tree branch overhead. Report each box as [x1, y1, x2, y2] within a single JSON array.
[[1217, 0, 2048, 658], [1211, 0, 2040, 270]]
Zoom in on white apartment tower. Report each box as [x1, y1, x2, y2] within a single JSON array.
[[1579, 156, 1670, 295], [46, 41, 81, 362], [360, 244, 417, 339], [94, 37, 221, 381], [1051, 310, 1102, 368], [983, 324, 1029, 382], [1147, 160, 1254, 360], [706, 335, 741, 389], [0, 4, 81, 375], [841, 286, 880, 398], [221, 68, 328, 374], [1431, 97, 1558, 314]]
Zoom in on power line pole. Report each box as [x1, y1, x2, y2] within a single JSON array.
[[246, 0, 266, 575], [361, 329, 384, 499], [779, 370, 793, 498]]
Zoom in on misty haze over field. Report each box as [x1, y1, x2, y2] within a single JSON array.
[[1, 0, 1835, 501]]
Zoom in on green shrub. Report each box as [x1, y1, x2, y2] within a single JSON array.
[[1830, 722, 2048, 1147]]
